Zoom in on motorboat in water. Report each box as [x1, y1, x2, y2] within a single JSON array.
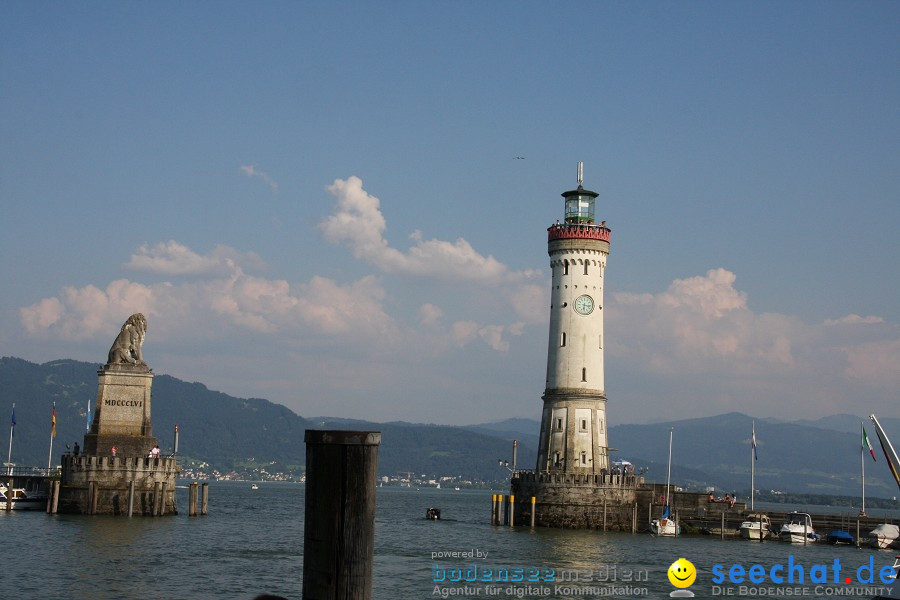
[[779, 512, 818, 543], [866, 524, 900, 550], [826, 530, 856, 545], [740, 513, 772, 540], [426, 507, 441, 520], [0, 482, 48, 511], [250, 483, 259, 490]]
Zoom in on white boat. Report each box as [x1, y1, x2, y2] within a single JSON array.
[[650, 428, 679, 536], [0, 482, 48, 511], [740, 513, 772, 540], [250, 483, 259, 490], [650, 507, 681, 536], [779, 512, 817, 543], [866, 524, 900, 549]]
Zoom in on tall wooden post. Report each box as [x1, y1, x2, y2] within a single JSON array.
[[189, 482, 198, 516], [302, 430, 380, 600], [200, 482, 208, 515]]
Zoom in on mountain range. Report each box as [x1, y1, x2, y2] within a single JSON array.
[[2, 357, 899, 498]]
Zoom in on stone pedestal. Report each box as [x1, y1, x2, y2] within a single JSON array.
[[82, 364, 157, 457], [59, 359, 177, 515], [510, 472, 642, 530]]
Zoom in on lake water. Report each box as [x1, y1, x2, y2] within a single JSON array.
[[1, 482, 898, 599]]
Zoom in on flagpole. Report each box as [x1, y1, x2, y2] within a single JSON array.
[[6, 402, 14, 476], [861, 421, 866, 516], [751, 420, 756, 511], [47, 402, 56, 472]]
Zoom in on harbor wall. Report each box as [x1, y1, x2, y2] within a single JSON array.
[[58, 454, 178, 515]]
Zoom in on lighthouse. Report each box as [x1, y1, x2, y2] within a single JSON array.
[[535, 162, 611, 474]]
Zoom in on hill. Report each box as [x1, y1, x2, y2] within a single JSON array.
[[2, 357, 898, 497], [0, 357, 533, 482]]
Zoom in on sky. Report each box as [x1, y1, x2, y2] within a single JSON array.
[[1, 2, 898, 426]]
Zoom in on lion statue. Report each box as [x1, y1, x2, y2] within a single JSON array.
[[107, 313, 148, 366]]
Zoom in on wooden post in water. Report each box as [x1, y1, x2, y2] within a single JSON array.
[[200, 482, 208, 515], [509, 494, 515, 527], [89, 481, 98, 515], [302, 430, 380, 600], [51, 480, 60, 514], [632, 502, 637, 533], [189, 482, 198, 516], [530, 496, 536, 528], [603, 497, 607, 531], [721, 511, 725, 540], [6, 478, 12, 511]]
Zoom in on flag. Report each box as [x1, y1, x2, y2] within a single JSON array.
[[751, 424, 758, 461], [51, 403, 57, 438], [863, 426, 876, 462]]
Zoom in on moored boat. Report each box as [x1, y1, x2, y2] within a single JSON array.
[[740, 513, 771, 540], [0, 482, 48, 511], [779, 512, 817, 543], [826, 530, 855, 545], [866, 524, 900, 549]]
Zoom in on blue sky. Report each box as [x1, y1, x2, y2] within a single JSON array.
[[2, 2, 898, 425]]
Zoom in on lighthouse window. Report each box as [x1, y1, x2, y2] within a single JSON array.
[[563, 262, 569, 276], [560, 332, 566, 347], [555, 418, 563, 431], [582, 368, 587, 382], [580, 419, 587, 431], [584, 263, 589, 275], [580, 452, 587, 465]]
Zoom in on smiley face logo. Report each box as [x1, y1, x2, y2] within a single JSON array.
[[667, 558, 696, 588]]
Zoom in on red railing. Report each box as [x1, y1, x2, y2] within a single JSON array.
[[547, 223, 611, 242]]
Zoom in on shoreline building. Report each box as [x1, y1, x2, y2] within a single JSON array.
[[510, 164, 643, 529]]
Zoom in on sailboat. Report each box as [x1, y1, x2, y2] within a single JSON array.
[[740, 421, 771, 540], [650, 428, 680, 536], [864, 415, 900, 550]]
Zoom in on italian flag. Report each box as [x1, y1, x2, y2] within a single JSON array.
[[863, 427, 877, 461]]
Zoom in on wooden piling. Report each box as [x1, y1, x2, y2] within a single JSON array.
[[603, 497, 607, 531], [509, 494, 515, 527], [530, 496, 536, 528], [89, 481, 98, 515], [5, 478, 12, 512], [200, 482, 208, 516], [302, 430, 380, 600], [189, 482, 198, 516], [127, 480, 135, 517], [51, 480, 60, 514]]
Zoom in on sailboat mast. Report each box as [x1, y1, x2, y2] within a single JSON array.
[[751, 420, 756, 511], [861, 420, 866, 515], [5, 402, 13, 476], [665, 428, 673, 507]]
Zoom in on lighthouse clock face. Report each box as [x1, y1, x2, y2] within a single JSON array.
[[574, 294, 595, 315]]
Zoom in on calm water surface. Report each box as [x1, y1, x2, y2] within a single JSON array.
[[1, 482, 897, 599]]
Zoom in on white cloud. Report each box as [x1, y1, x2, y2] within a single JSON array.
[[239, 164, 278, 192], [319, 176, 540, 285], [125, 241, 265, 276]]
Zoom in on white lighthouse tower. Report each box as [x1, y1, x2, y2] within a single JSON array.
[[535, 162, 611, 474]]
